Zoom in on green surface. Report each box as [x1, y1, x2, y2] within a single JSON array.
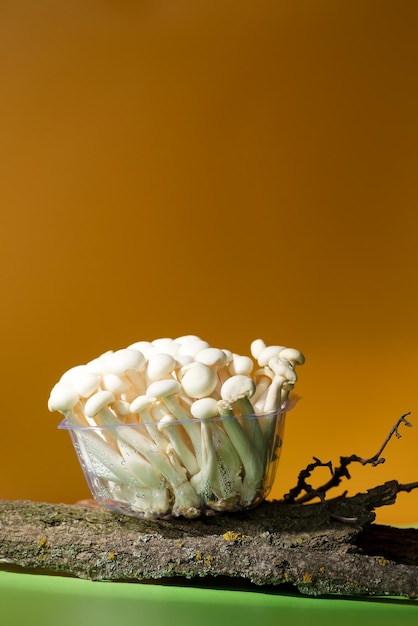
[[0, 571, 416, 626]]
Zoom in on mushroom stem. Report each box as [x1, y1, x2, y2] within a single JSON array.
[[259, 359, 297, 462], [220, 375, 264, 453], [263, 358, 297, 414], [76, 429, 128, 484], [216, 400, 265, 506], [84, 391, 196, 502], [117, 439, 165, 489], [158, 413, 200, 477], [106, 348, 147, 395], [190, 417, 221, 500], [146, 380, 203, 467], [129, 395, 169, 449], [48, 382, 88, 427], [190, 398, 243, 503], [125, 485, 171, 518], [251, 367, 274, 412]]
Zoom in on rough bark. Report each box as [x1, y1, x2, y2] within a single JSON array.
[[0, 481, 417, 598]]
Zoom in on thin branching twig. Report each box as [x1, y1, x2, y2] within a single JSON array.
[[283, 413, 413, 509]]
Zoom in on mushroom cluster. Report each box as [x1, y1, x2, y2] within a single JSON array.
[[49, 335, 305, 519]]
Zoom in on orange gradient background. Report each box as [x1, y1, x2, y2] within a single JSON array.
[[1, 1, 417, 524]]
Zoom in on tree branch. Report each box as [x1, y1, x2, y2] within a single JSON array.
[[1, 481, 417, 599]]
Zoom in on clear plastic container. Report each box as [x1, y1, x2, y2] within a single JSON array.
[[59, 409, 287, 519]]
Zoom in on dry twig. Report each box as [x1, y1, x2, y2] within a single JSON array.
[[283, 413, 413, 520]]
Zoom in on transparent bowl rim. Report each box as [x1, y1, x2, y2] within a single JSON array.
[[57, 396, 299, 431]]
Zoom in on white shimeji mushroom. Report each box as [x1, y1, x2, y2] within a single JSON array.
[[60, 366, 101, 399], [84, 390, 120, 426], [180, 363, 218, 399], [194, 347, 230, 398], [78, 427, 161, 503], [190, 398, 242, 503], [111, 399, 132, 420], [48, 381, 87, 426], [216, 348, 234, 385], [116, 439, 167, 491], [101, 440, 170, 517], [106, 348, 146, 395], [250, 338, 266, 360], [157, 413, 200, 477], [51, 335, 305, 518], [59, 364, 86, 381], [102, 373, 132, 395], [146, 379, 183, 415], [146, 379, 202, 464], [194, 347, 228, 368], [263, 357, 298, 414], [151, 400, 198, 470], [125, 486, 170, 518], [151, 337, 180, 357], [257, 345, 287, 367], [220, 375, 257, 418], [85, 390, 200, 516], [145, 352, 177, 384], [189, 397, 221, 498], [277, 347, 305, 369], [257, 357, 300, 470], [133, 397, 196, 480], [178, 338, 211, 358], [252, 366, 275, 411], [216, 399, 265, 506], [127, 341, 156, 359], [173, 353, 194, 369], [174, 334, 204, 345], [228, 354, 254, 377], [129, 395, 170, 450], [220, 374, 264, 455], [85, 350, 114, 376], [76, 429, 131, 484]]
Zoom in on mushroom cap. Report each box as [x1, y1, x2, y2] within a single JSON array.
[[228, 354, 254, 376], [48, 382, 80, 412], [254, 366, 274, 381], [111, 399, 131, 416], [180, 363, 217, 399], [220, 348, 233, 363], [127, 341, 155, 358], [220, 375, 256, 403], [178, 339, 211, 358], [257, 345, 287, 366], [146, 353, 176, 381], [174, 353, 194, 368], [107, 348, 146, 375], [146, 379, 182, 400], [84, 390, 115, 417], [130, 395, 152, 414], [151, 338, 180, 357], [268, 357, 298, 383], [150, 402, 171, 422], [177, 360, 200, 378], [157, 413, 177, 429], [278, 347, 305, 366], [174, 334, 204, 345], [250, 338, 267, 359], [60, 366, 101, 398], [75, 372, 101, 398], [85, 352, 113, 376], [102, 373, 132, 394], [60, 365, 88, 382], [194, 347, 228, 367], [190, 397, 219, 420]]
